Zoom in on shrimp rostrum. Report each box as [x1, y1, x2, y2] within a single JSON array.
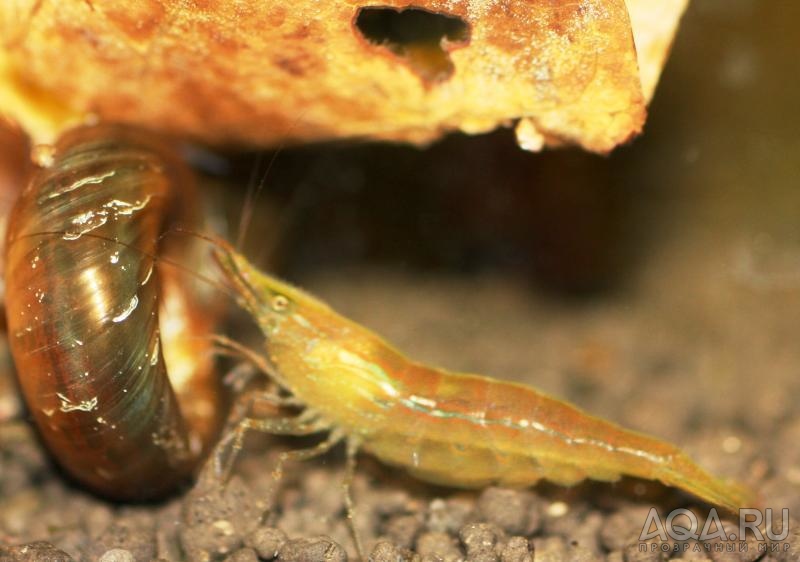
[[214, 245, 754, 514]]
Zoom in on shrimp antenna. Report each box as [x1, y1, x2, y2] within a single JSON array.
[[235, 109, 310, 253], [166, 225, 236, 254], [236, 151, 266, 251], [169, 226, 267, 308]]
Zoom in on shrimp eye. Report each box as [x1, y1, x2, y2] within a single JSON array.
[[271, 294, 289, 312]]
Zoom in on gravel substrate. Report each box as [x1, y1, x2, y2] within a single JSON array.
[[2, 233, 799, 561]]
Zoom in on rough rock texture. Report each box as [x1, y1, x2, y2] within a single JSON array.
[[0, 0, 687, 152]]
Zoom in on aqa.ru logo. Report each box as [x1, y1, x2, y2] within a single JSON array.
[[639, 508, 789, 543]]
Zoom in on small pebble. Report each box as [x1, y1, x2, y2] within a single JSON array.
[[567, 511, 603, 554], [567, 544, 602, 562], [98, 549, 136, 562], [623, 541, 667, 562], [500, 537, 532, 562], [369, 541, 417, 562], [532, 537, 567, 562], [477, 488, 531, 536], [180, 477, 260, 560], [87, 524, 156, 562], [84, 504, 115, 538], [384, 514, 424, 549], [245, 527, 288, 560], [0, 541, 74, 562], [0, 425, 47, 496], [417, 531, 462, 562], [301, 469, 345, 515], [369, 489, 416, 519], [278, 536, 347, 562], [427, 497, 474, 534], [600, 509, 652, 552], [543, 502, 589, 539], [722, 435, 742, 454], [224, 547, 260, 562], [48, 529, 86, 562], [466, 549, 498, 562], [459, 522, 502, 555]]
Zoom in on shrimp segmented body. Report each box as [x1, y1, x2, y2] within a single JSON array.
[[214, 245, 755, 513]]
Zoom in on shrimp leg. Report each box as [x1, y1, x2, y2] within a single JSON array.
[[343, 437, 365, 561], [214, 412, 331, 480], [223, 416, 365, 559], [212, 334, 291, 390], [271, 429, 346, 481]]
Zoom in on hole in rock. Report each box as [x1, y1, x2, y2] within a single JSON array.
[[354, 6, 469, 83]]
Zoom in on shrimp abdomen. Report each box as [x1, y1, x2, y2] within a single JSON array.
[[359, 365, 754, 512]]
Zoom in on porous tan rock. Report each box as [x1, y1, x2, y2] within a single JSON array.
[[0, 0, 687, 153]]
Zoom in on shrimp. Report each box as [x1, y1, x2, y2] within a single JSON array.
[[212, 243, 755, 516]]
